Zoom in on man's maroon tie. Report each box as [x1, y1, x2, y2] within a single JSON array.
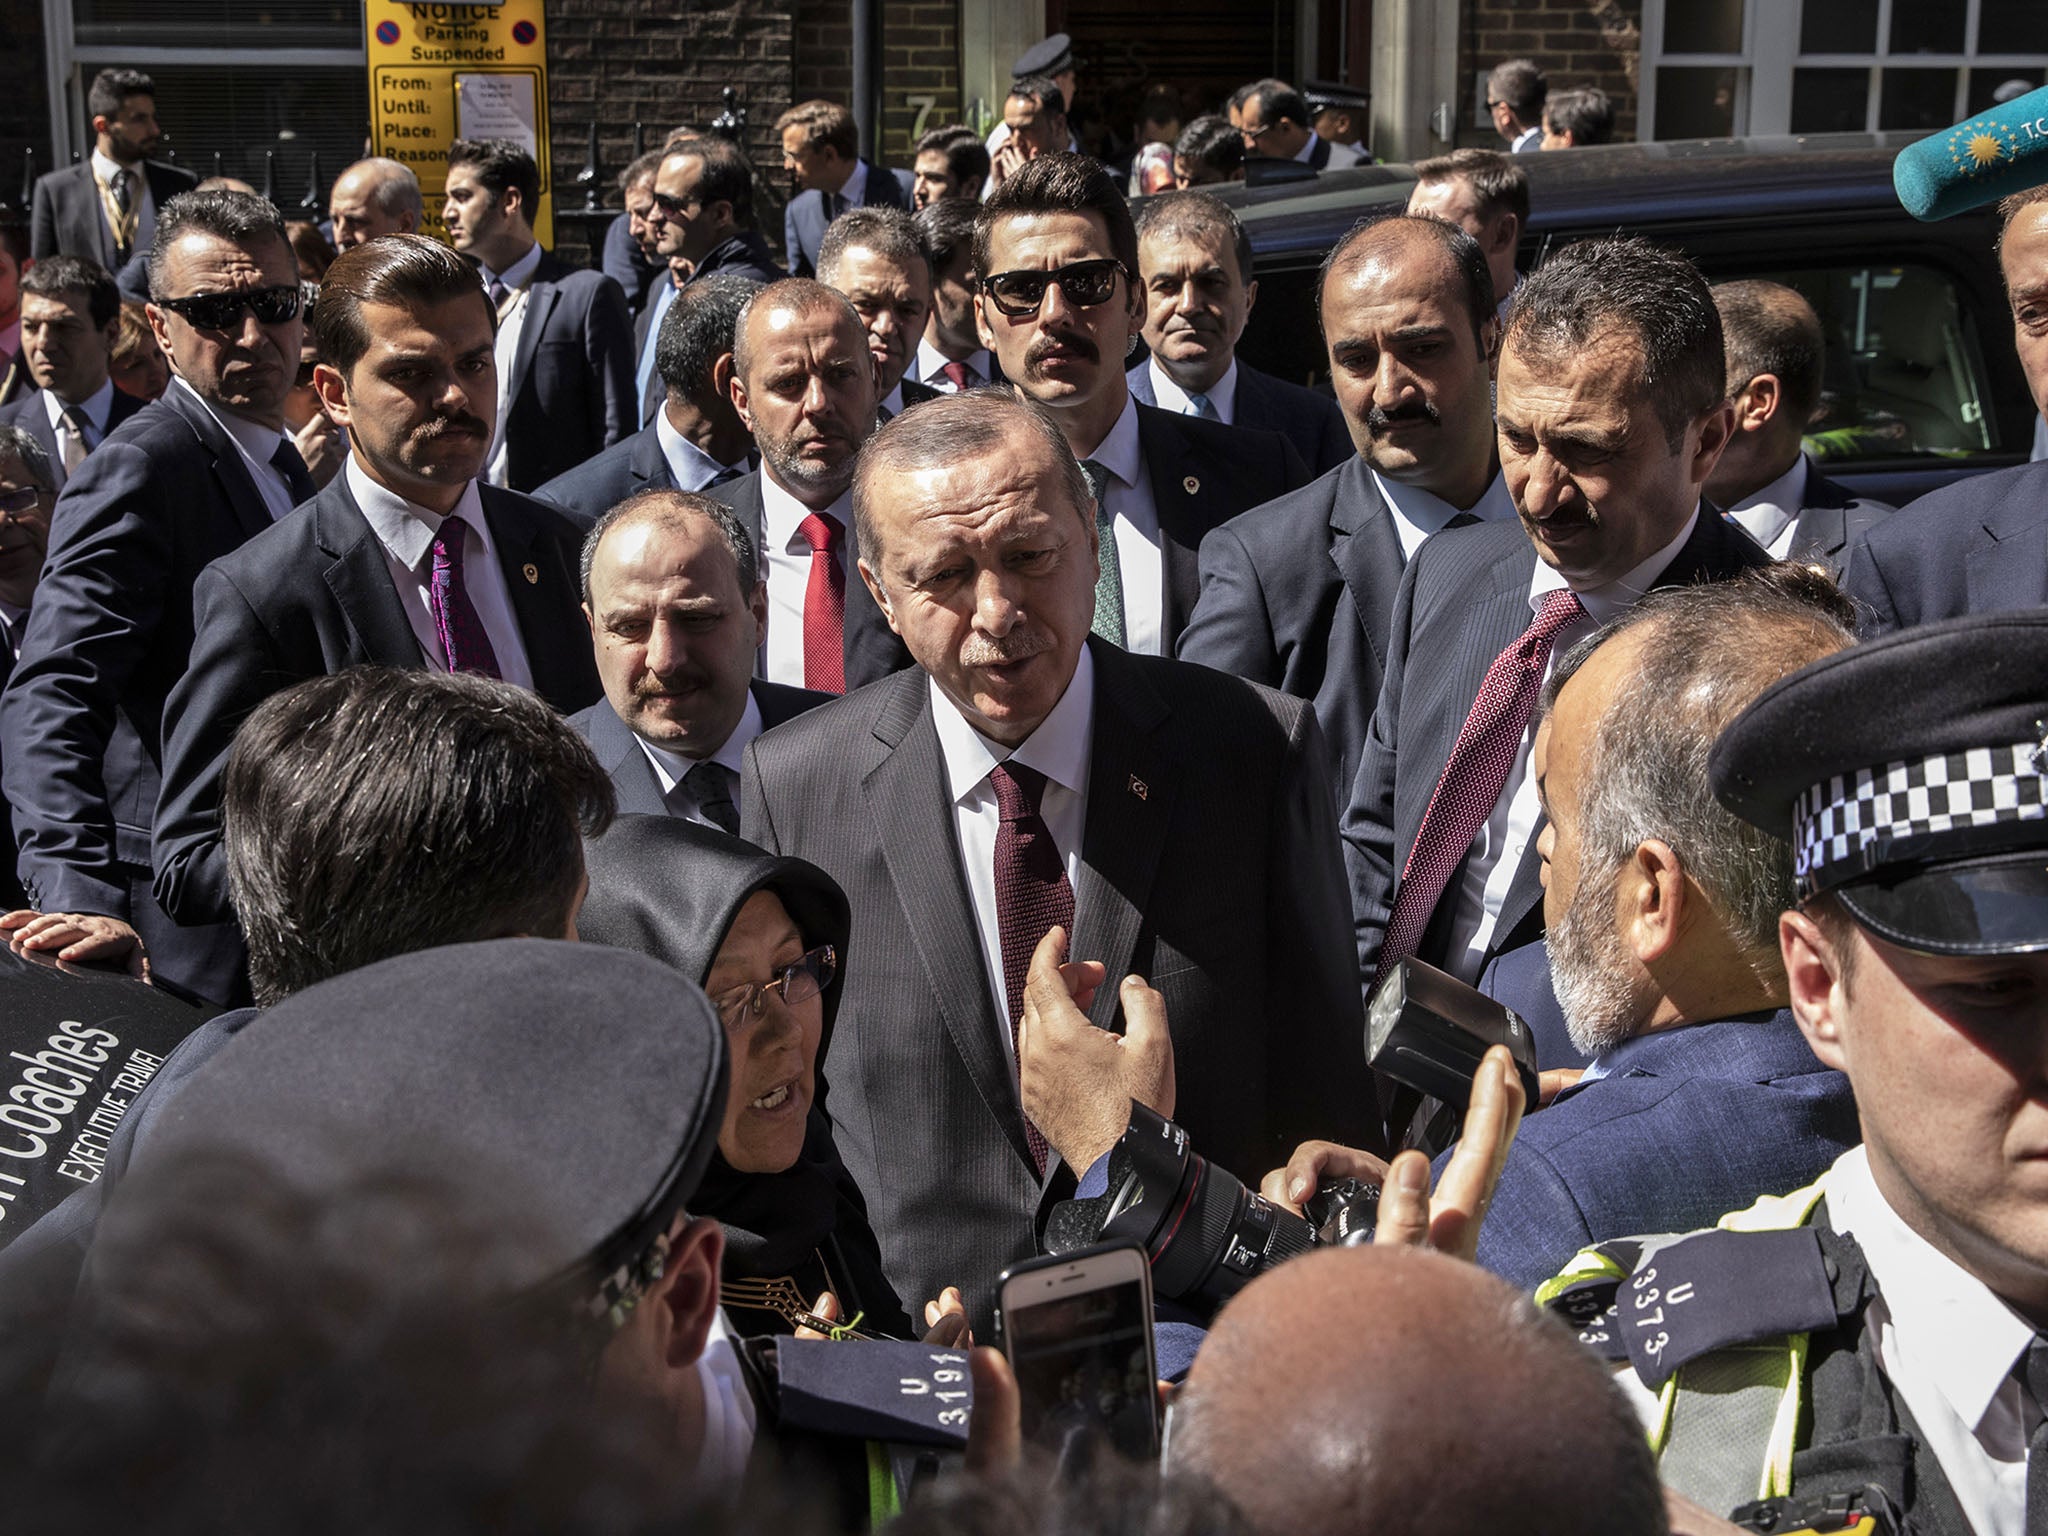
[[940, 359, 973, 391], [991, 762, 1067, 1175], [798, 511, 846, 694], [1374, 589, 1586, 984], [428, 515, 502, 680]]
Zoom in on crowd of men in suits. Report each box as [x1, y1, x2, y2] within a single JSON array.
[[7, 52, 2048, 1536]]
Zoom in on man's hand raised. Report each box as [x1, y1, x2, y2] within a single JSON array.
[[1016, 924, 1175, 1175], [1372, 1044, 1526, 1261]]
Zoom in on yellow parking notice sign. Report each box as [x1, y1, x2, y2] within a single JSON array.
[[366, 0, 553, 247]]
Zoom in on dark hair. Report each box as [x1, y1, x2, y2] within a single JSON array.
[[1244, 78, 1310, 130], [447, 137, 542, 221], [1135, 190, 1254, 288], [146, 188, 291, 301], [915, 196, 980, 274], [1545, 87, 1615, 146], [817, 205, 928, 287], [1505, 235, 1724, 449], [581, 488, 758, 606], [915, 124, 991, 190], [654, 271, 758, 412], [22, 253, 120, 330], [1714, 278, 1824, 425], [775, 99, 859, 161], [313, 234, 495, 379], [0, 423, 55, 495], [1412, 146, 1531, 225], [619, 148, 665, 194], [286, 219, 336, 281], [222, 668, 615, 1006], [1010, 74, 1068, 119], [1488, 58, 1548, 121], [87, 67, 154, 123], [1175, 116, 1245, 178], [1319, 213, 1496, 349], [975, 152, 1138, 281], [1140, 83, 1184, 132], [664, 136, 757, 228]]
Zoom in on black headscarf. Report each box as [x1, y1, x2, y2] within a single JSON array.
[[577, 815, 909, 1337]]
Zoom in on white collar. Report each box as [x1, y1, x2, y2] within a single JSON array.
[[638, 688, 764, 783], [916, 336, 987, 384], [172, 374, 290, 471], [480, 241, 544, 292], [43, 376, 116, 433], [1075, 392, 1142, 487], [1725, 452, 1811, 552], [1146, 356, 1237, 422], [1512, 125, 1542, 152], [1372, 466, 1516, 538], [91, 148, 134, 186], [653, 405, 742, 493], [930, 642, 1095, 807], [1529, 506, 1700, 625], [759, 470, 853, 553], [694, 1310, 758, 1488], [345, 454, 492, 571], [1825, 1145, 2039, 1436], [837, 159, 869, 206]]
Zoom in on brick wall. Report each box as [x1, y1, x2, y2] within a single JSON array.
[[1464, 0, 1641, 146], [795, 0, 962, 170], [0, 0, 52, 224]]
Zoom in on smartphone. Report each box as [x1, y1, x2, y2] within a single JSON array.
[[995, 1241, 1160, 1460]]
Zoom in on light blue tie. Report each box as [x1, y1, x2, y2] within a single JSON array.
[[1186, 391, 1219, 422], [635, 280, 680, 423]]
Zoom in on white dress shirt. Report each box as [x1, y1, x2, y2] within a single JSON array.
[[1727, 453, 1812, 560], [1295, 131, 1362, 169], [757, 472, 852, 687], [694, 1311, 759, 1488], [1372, 468, 1518, 561], [0, 598, 26, 660], [1075, 395, 1164, 657], [481, 240, 544, 487], [930, 644, 1095, 1038], [1440, 509, 1701, 981], [92, 148, 157, 252], [1146, 356, 1239, 424], [42, 377, 117, 463], [653, 406, 746, 494], [916, 337, 994, 392], [344, 456, 534, 689], [174, 376, 301, 522], [635, 690, 764, 827]]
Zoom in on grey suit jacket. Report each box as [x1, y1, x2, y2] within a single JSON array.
[[1127, 359, 1354, 476], [1841, 458, 2038, 634], [740, 639, 1370, 1332], [30, 159, 196, 265], [1342, 510, 1773, 981], [571, 682, 829, 817]]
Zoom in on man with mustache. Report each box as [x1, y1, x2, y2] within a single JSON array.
[[1179, 215, 1516, 798], [741, 389, 1372, 1333], [841, 154, 1307, 693], [151, 235, 600, 945], [1341, 236, 1771, 991], [573, 488, 826, 829]]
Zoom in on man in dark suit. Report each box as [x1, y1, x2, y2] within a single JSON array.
[[0, 255, 145, 490], [1236, 79, 1364, 171], [1343, 237, 1771, 990], [910, 199, 1004, 395], [1126, 192, 1351, 474], [0, 227, 27, 407], [0, 427, 54, 912], [0, 188, 315, 1003], [1178, 216, 1517, 800], [536, 274, 757, 526], [635, 137, 785, 426], [1279, 576, 1862, 1292], [815, 207, 937, 418], [573, 489, 825, 827], [742, 391, 1369, 1327], [913, 154, 1307, 682], [1707, 279, 1892, 570], [29, 68, 196, 267], [600, 149, 665, 318], [442, 139, 635, 493], [152, 235, 600, 938], [778, 99, 914, 279]]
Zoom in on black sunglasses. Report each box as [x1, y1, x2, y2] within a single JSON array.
[[981, 258, 1130, 318], [156, 284, 303, 331], [649, 189, 705, 217]]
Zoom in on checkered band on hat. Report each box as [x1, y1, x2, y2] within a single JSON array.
[[1792, 741, 2048, 892]]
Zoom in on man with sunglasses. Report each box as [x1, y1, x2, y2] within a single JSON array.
[[0, 189, 315, 1006], [838, 153, 1304, 689]]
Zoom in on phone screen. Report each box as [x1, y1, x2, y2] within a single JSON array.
[[1005, 1276, 1159, 1459]]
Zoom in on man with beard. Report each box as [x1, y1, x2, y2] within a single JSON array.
[[708, 279, 877, 695], [1272, 571, 1861, 1292], [150, 235, 600, 939]]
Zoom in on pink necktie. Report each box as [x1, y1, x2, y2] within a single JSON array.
[[428, 515, 502, 679], [940, 359, 973, 391], [992, 762, 1067, 1175]]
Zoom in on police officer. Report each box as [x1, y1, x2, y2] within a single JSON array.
[[1537, 609, 2048, 1534]]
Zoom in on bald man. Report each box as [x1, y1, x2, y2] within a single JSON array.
[[1164, 1247, 1668, 1536], [327, 158, 422, 249]]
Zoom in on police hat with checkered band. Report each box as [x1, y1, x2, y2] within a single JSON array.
[[1709, 609, 2048, 956]]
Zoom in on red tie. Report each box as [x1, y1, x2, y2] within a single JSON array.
[[940, 359, 973, 392], [798, 511, 846, 694], [991, 762, 1067, 1175], [1375, 589, 1586, 983]]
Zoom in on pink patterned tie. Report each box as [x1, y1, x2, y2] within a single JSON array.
[[428, 515, 502, 679], [992, 762, 1067, 1176], [940, 359, 972, 391], [1375, 589, 1586, 983]]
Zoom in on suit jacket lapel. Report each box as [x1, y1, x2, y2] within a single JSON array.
[[1136, 404, 1209, 641], [506, 278, 560, 418], [1069, 642, 1176, 1031], [1970, 505, 2048, 608], [863, 674, 1038, 1167], [163, 384, 275, 542], [481, 485, 589, 711], [588, 702, 671, 816], [1327, 459, 1403, 676], [630, 424, 673, 490], [314, 478, 426, 665]]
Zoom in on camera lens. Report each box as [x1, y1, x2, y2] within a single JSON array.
[[1142, 1156, 1315, 1310]]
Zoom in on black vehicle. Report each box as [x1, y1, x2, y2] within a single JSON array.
[[1216, 134, 2025, 506]]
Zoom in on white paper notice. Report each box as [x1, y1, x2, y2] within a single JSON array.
[[455, 74, 538, 157]]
